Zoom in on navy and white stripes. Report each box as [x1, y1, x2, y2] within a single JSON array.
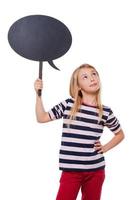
[[48, 98, 121, 171]]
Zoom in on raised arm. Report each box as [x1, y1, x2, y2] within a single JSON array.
[[34, 79, 52, 123]]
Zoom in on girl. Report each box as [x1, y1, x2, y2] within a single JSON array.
[[34, 64, 124, 200]]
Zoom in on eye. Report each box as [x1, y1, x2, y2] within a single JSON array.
[[83, 75, 88, 79], [92, 72, 97, 76]]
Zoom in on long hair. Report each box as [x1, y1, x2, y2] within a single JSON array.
[[69, 64, 103, 122]]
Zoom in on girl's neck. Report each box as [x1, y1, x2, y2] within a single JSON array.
[[81, 94, 97, 106]]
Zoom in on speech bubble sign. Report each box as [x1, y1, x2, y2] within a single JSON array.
[[8, 15, 72, 95], [8, 15, 72, 69]]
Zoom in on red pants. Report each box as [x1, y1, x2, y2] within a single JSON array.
[[56, 170, 105, 200]]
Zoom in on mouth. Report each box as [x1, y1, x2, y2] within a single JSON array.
[[89, 83, 97, 87]]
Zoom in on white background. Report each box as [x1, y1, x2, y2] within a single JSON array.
[[0, 0, 132, 199]]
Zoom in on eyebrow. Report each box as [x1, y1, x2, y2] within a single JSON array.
[[80, 70, 97, 77], [81, 73, 87, 76], [91, 70, 97, 73]]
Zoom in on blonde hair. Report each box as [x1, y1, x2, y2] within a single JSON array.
[[69, 64, 103, 122]]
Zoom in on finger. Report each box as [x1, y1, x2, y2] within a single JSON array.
[[34, 84, 43, 91], [35, 81, 43, 87], [95, 146, 102, 150], [94, 141, 100, 145], [94, 142, 100, 145], [36, 79, 43, 83], [97, 150, 103, 154], [94, 143, 101, 147]]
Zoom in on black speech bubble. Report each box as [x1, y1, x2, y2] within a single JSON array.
[[8, 15, 72, 95]]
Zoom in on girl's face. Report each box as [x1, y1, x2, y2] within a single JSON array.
[[77, 67, 100, 94]]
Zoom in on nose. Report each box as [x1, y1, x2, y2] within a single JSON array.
[[90, 75, 95, 82]]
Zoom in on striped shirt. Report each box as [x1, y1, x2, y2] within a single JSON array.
[[48, 98, 121, 171]]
